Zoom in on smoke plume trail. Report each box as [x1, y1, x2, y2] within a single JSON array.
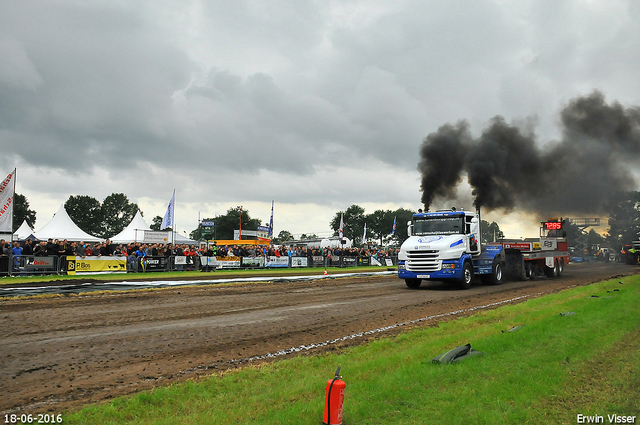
[[418, 91, 640, 216]]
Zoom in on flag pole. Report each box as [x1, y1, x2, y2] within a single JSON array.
[[11, 168, 16, 242], [172, 189, 175, 244]]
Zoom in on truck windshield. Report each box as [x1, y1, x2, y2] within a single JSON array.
[[413, 217, 463, 235]]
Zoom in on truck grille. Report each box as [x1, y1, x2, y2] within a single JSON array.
[[406, 250, 440, 272]]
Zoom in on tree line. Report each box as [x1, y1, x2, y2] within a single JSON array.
[[11, 191, 640, 249], [326, 204, 504, 247]]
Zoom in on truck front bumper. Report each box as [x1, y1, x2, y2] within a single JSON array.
[[397, 260, 462, 280]]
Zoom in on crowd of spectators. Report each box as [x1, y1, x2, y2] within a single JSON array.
[[1, 237, 399, 273]]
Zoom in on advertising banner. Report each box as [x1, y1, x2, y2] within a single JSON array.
[[25, 256, 56, 269], [265, 256, 289, 268], [140, 256, 168, 272], [216, 256, 241, 268], [291, 257, 308, 268], [242, 257, 265, 267], [256, 225, 270, 239], [344, 257, 357, 267], [144, 231, 171, 244], [201, 257, 218, 267], [18, 256, 57, 274], [312, 255, 324, 267], [357, 257, 371, 266], [66, 256, 127, 275], [0, 169, 16, 234], [503, 242, 529, 250]]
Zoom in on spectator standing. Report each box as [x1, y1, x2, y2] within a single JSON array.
[[34, 241, 47, 256], [23, 239, 34, 256], [75, 241, 86, 257], [45, 239, 57, 256], [104, 239, 114, 256]]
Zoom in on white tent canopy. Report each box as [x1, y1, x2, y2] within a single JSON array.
[[14, 220, 34, 240], [172, 232, 198, 246], [33, 205, 101, 242], [111, 212, 199, 245], [110, 211, 151, 244]]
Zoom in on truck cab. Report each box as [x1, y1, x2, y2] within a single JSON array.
[[397, 209, 497, 289]]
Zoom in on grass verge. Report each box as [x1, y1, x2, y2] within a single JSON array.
[[65, 276, 640, 424], [0, 266, 388, 286]]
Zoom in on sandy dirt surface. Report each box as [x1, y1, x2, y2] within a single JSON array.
[[1, 262, 637, 415]]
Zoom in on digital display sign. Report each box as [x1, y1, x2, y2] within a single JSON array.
[[543, 221, 562, 230]]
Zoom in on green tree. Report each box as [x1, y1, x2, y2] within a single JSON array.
[[587, 228, 605, 249], [606, 191, 640, 249], [388, 208, 415, 245], [100, 193, 139, 238], [481, 220, 503, 243], [273, 230, 293, 245], [189, 218, 215, 241], [366, 209, 395, 245], [330, 204, 366, 244], [65, 193, 139, 238], [190, 207, 261, 240], [13, 193, 36, 232], [150, 215, 163, 231], [65, 195, 103, 236]]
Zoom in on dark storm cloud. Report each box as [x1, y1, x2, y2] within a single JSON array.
[[419, 91, 640, 216], [1, 0, 640, 225], [0, 2, 191, 171]]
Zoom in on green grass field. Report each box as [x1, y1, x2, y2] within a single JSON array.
[[63, 276, 640, 424]]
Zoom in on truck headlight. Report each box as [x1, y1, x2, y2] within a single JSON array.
[[441, 263, 456, 269]]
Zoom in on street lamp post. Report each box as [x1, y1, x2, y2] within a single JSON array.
[[237, 206, 243, 240]]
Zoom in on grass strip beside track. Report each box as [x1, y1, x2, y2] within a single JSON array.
[[0, 266, 387, 286], [65, 277, 640, 424]]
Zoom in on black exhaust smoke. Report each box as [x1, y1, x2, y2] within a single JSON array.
[[419, 91, 640, 216]]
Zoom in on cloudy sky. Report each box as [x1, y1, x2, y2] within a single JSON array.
[[1, 0, 639, 239]]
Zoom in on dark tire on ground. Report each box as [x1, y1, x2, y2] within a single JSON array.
[[557, 259, 564, 277], [459, 261, 473, 289], [482, 260, 504, 285], [545, 260, 559, 278], [525, 263, 535, 279], [405, 278, 422, 289]]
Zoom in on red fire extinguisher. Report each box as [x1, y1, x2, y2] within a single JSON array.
[[323, 366, 346, 425]]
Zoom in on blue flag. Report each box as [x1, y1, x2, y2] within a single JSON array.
[[161, 190, 175, 230]]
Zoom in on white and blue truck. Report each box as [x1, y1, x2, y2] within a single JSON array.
[[397, 208, 570, 289]]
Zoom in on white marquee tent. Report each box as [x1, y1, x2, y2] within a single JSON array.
[[13, 220, 34, 240], [110, 211, 151, 244], [172, 232, 198, 246], [33, 205, 101, 242], [111, 212, 199, 245]]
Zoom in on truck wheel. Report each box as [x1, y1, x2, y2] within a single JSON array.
[[545, 261, 559, 278], [459, 262, 473, 289], [557, 259, 564, 277], [525, 263, 535, 279], [405, 278, 422, 289], [483, 260, 504, 285]]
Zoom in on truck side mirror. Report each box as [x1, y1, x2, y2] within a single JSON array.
[[407, 220, 412, 237]]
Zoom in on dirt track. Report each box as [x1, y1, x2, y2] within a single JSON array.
[[1, 262, 637, 414]]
